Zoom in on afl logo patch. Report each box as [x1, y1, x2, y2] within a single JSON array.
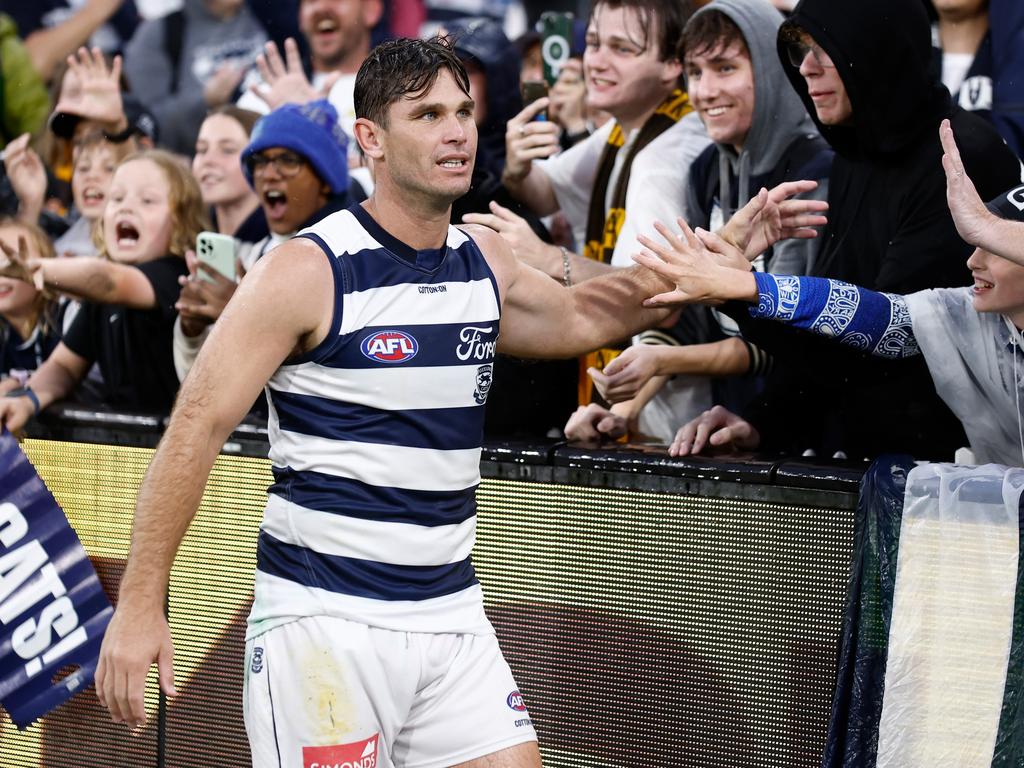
[[361, 330, 419, 363], [506, 690, 527, 712]]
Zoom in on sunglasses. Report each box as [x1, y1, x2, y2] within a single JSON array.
[[783, 40, 835, 69]]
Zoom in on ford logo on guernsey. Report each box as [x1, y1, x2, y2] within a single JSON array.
[[507, 690, 528, 712], [361, 330, 419, 363]]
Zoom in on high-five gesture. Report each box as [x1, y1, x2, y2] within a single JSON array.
[[54, 47, 128, 133], [718, 181, 828, 260], [632, 219, 756, 307], [249, 38, 340, 110]]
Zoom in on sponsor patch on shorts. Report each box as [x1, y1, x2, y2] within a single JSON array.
[[303, 733, 379, 768], [250, 646, 264, 674]]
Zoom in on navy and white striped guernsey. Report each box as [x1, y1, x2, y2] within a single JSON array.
[[246, 204, 501, 638]]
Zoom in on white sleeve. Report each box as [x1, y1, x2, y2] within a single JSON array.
[[611, 112, 711, 268], [172, 317, 212, 383], [537, 121, 614, 234]]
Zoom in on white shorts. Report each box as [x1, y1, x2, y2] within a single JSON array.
[[243, 615, 538, 768]]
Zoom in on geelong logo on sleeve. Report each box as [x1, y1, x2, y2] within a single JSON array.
[[361, 331, 419, 363]]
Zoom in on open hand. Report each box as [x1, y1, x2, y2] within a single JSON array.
[[249, 38, 339, 110], [53, 47, 127, 132], [3, 134, 47, 224], [463, 201, 558, 275], [670, 405, 760, 456], [633, 219, 756, 307], [0, 234, 44, 290], [719, 181, 828, 260], [939, 118, 992, 249]]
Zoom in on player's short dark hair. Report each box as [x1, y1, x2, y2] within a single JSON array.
[[681, 9, 749, 62], [588, 0, 694, 63], [355, 37, 472, 128]]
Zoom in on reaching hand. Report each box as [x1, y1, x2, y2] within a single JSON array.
[[462, 201, 559, 276], [632, 219, 756, 308], [563, 403, 629, 443], [719, 181, 828, 260], [503, 99, 560, 185], [53, 47, 127, 132], [588, 345, 663, 404], [249, 38, 339, 110], [0, 234, 44, 290], [939, 118, 992, 248], [669, 405, 760, 456], [3, 134, 48, 224]]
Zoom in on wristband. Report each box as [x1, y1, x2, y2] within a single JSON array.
[[5, 386, 40, 415], [560, 246, 572, 287]]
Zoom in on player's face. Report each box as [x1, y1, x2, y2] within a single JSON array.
[[377, 69, 477, 206], [685, 40, 755, 151], [968, 246, 1024, 327], [193, 114, 253, 208], [102, 159, 175, 264], [583, 4, 682, 131]]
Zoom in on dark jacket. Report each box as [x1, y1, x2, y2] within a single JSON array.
[[728, 0, 1022, 460]]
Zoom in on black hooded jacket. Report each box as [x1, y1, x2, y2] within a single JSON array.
[[727, 0, 1022, 460]]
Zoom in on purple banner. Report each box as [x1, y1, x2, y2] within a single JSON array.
[[0, 430, 113, 728]]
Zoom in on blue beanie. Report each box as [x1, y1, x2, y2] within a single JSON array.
[[241, 99, 349, 195]]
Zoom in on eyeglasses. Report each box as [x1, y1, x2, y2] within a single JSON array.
[[246, 151, 306, 177], [783, 40, 835, 69]]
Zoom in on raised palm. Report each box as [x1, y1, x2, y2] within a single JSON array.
[[53, 47, 126, 131]]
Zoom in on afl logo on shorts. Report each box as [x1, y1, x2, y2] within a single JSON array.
[[506, 690, 528, 712], [361, 330, 419, 363]]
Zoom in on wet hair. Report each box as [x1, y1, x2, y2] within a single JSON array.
[[205, 104, 262, 137], [681, 9, 749, 62], [354, 36, 471, 127], [588, 0, 694, 62], [94, 149, 210, 259]]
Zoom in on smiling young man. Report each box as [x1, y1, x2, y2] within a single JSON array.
[[672, 0, 1022, 461], [93, 37, 675, 768]]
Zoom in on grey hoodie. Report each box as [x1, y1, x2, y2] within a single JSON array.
[[685, 0, 830, 274], [124, 0, 267, 154]]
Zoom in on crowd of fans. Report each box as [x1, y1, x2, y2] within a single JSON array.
[[0, 0, 1022, 466]]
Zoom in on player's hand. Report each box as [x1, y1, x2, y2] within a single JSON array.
[[940, 118, 992, 249], [503, 99, 559, 185], [669, 405, 760, 456], [96, 604, 176, 727], [249, 38, 339, 110], [633, 219, 756, 308], [564, 403, 628, 443], [462, 201, 560, 276], [588, 345, 664, 404]]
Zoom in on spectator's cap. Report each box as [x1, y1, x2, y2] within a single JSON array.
[[48, 95, 159, 143], [986, 185, 1024, 223], [241, 99, 349, 195]]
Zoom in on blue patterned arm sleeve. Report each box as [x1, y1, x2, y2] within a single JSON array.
[[749, 273, 920, 359]]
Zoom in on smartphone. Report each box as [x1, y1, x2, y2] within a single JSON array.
[[521, 80, 549, 120], [195, 231, 237, 283], [540, 11, 574, 85]]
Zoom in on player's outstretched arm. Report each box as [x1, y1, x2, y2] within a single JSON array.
[[468, 224, 674, 358], [95, 238, 333, 728]]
